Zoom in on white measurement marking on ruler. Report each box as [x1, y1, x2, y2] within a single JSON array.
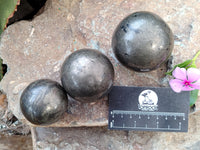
[[112, 110, 185, 117], [112, 125, 181, 131], [110, 122, 113, 128], [179, 122, 182, 129], [111, 111, 114, 118], [111, 110, 185, 131]]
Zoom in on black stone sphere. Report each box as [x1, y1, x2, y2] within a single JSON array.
[[112, 11, 174, 72], [20, 79, 68, 125], [61, 49, 114, 102]]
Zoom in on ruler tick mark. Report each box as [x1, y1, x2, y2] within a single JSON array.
[[111, 111, 114, 118], [179, 122, 182, 129], [110, 122, 113, 128]]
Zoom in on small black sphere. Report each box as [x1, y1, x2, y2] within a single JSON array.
[[61, 49, 114, 102], [20, 79, 68, 125], [112, 11, 174, 72]]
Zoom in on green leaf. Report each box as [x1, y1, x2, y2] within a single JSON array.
[[165, 59, 193, 76], [190, 90, 199, 107], [0, 0, 19, 35], [166, 50, 200, 76]]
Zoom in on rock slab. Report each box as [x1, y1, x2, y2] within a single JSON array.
[[32, 112, 200, 150], [0, 0, 200, 127]]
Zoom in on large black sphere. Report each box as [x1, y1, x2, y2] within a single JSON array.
[[61, 49, 114, 102], [112, 11, 174, 72], [20, 79, 68, 125]]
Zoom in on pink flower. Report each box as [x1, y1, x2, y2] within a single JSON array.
[[169, 67, 200, 93]]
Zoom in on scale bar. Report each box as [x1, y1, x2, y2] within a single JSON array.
[[111, 110, 185, 117], [112, 125, 181, 131]]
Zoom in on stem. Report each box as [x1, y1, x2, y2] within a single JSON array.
[[192, 50, 200, 61]]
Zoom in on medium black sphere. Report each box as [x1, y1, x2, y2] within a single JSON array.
[[20, 79, 68, 125], [61, 49, 114, 102], [112, 11, 174, 72]]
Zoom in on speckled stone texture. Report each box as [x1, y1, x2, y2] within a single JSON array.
[[0, 0, 200, 127], [32, 112, 200, 150]]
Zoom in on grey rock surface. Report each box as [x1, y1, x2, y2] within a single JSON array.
[[0, 0, 199, 127], [32, 112, 200, 150], [0, 134, 32, 150]]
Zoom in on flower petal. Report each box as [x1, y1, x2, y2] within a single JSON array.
[[169, 79, 184, 93], [181, 86, 195, 91], [187, 68, 200, 82], [172, 67, 187, 80], [191, 79, 200, 89]]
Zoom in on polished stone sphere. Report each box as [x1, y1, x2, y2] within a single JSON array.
[[61, 49, 114, 102], [20, 79, 68, 125], [112, 11, 174, 72]]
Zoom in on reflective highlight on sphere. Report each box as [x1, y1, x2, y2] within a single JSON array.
[[61, 49, 114, 102], [20, 79, 68, 125], [112, 11, 174, 72]]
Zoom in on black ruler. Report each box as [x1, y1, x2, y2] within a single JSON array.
[[108, 86, 190, 132]]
